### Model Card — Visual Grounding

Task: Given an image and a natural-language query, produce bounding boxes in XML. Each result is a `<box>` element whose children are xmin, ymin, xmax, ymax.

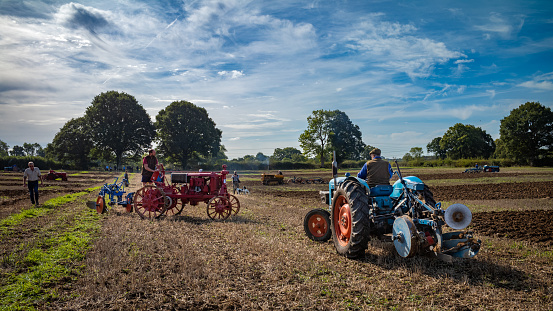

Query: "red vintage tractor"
<box><xmin>133</xmin><ymin>164</ymin><xmax>240</xmax><ymax>220</ymax></box>
<box><xmin>46</xmin><ymin>170</ymin><xmax>67</xmax><ymax>181</ymax></box>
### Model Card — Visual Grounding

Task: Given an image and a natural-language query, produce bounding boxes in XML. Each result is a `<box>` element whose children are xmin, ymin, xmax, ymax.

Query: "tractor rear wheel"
<box><xmin>134</xmin><ymin>185</ymin><xmax>165</xmax><ymax>219</ymax></box>
<box><xmin>330</xmin><ymin>180</ymin><xmax>371</xmax><ymax>258</ymax></box>
<box><xmin>304</xmin><ymin>208</ymin><xmax>331</xmax><ymax>242</ymax></box>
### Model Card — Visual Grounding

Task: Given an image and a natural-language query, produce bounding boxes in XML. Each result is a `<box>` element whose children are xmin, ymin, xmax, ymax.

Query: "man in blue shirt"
<box><xmin>357</xmin><ymin>148</ymin><xmax>393</xmax><ymax>187</ymax></box>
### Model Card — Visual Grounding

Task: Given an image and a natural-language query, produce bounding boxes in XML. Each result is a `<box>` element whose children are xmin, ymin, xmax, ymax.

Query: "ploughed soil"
<box><xmin>1</xmin><ymin>168</ymin><xmax>553</xmax><ymax>310</ymax></box>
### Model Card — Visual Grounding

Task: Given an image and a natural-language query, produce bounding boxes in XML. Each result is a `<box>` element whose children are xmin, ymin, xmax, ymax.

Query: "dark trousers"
<box><xmin>28</xmin><ymin>180</ymin><xmax>39</xmax><ymax>204</ymax></box>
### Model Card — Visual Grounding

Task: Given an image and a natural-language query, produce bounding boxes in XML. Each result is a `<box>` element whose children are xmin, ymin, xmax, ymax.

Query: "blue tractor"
<box><xmin>304</xmin><ymin>160</ymin><xmax>481</xmax><ymax>259</ymax></box>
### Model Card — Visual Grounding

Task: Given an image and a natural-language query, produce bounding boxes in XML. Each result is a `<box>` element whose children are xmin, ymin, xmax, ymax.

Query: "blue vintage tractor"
<box><xmin>304</xmin><ymin>160</ymin><xmax>481</xmax><ymax>259</ymax></box>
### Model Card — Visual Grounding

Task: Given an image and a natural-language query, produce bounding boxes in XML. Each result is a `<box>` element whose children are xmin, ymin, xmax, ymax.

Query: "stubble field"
<box><xmin>1</xmin><ymin>166</ymin><xmax>552</xmax><ymax>310</ymax></box>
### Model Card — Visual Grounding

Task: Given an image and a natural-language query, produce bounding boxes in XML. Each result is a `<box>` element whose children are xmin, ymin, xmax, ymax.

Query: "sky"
<box><xmin>1</xmin><ymin>0</ymin><xmax>552</xmax><ymax>160</ymax></box>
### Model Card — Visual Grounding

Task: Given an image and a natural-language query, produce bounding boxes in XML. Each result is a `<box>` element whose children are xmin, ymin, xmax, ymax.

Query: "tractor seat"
<box><xmin>369</xmin><ymin>185</ymin><xmax>393</xmax><ymax>197</ymax></box>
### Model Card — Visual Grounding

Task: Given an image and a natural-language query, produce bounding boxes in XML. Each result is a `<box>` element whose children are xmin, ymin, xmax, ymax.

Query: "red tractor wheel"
<box><xmin>227</xmin><ymin>194</ymin><xmax>240</xmax><ymax>215</ymax></box>
<box><xmin>206</xmin><ymin>196</ymin><xmax>231</xmax><ymax>221</ymax></box>
<box><xmin>134</xmin><ymin>185</ymin><xmax>165</xmax><ymax>219</ymax></box>
<box><xmin>330</xmin><ymin>182</ymin><xmax>371</xmax><ymax>258</ymax></box>
<box><xmin>304</xmin><ymin>208</ymin><xmax>331</xmax><ymax>241</ymax></box>
<box><xmin>96</xmin><ymin>196</ymin><xmax>106</xmax><ymax>214</ymax></box>
<box><xmin>162</xmin><ymin>187</ymin><xmax>181</xmax><ymax>216</ymax></box>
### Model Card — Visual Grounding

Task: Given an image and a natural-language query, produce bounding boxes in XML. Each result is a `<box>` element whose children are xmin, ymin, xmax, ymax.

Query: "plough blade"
<box><xmin>440</xmin><ymin>231</ymin><xmax>481</xmax><ymax>258</ymax></box>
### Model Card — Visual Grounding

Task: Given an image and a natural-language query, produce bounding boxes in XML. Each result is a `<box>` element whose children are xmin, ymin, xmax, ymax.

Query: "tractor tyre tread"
<box><xmin>331</xmin><ymin>180</ymin><xmax>371</xmax><ymax>258</ymax></box>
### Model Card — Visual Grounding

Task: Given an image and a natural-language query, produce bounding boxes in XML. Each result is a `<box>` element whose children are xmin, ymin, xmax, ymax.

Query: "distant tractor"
<box><xmin>304</xmin><ymin>157</ymin><xmax>481</xmax><ymax>260</ymax></box>
<box><xmin>463</xmin><ymin>165</ymin><xmax>500</xmax><ymax>173</ymax></box>
<box><xmin>261</xmin><ymin>173</ymin><xmax>285</xmax><ymax>185</ymax></box>
<box><xmin>46</xmin><ymin>170</ymin><xmax>68</xmax><ymax>181</ymax></box>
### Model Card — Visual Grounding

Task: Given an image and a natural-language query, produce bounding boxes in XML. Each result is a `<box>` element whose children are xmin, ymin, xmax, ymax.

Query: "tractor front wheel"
<box><xmin>227</xmin><ymin>194</ymin><xmax>240</xmax><ymax>216</ymax></box>
<box><xmin>206</xmin><ymin>196</ymin><xmax>231</xmax><ymax>221</ymax></box>
<box><xmin>330</xmin><ymin>181</ymin><xmax>371</xmax><ymax>258</ymax></box>
<box><xmin>304</xmin><ymin>208</ymin><xmax>331</xmax><ymax>242</ymax></box>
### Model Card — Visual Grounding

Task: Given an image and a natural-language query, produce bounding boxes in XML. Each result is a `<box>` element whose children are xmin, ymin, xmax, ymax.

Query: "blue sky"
<box><xmin>1</xmin><ymin>0</ymin><xmax>552</xmax><ymax>160</ymax></box>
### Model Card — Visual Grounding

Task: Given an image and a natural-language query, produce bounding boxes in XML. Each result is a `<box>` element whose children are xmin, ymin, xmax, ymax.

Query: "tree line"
<box><xmin>2</xmin><ymin>99</ymin><xmax>551</xmax><ymax>170</ymax></box>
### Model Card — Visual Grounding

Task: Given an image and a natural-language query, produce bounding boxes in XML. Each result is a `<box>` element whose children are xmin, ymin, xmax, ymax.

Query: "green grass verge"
<box><xmin>0</xmin><ymin>208</ymin><xmax>101</xmax><ymax>310</ymax></box>
<box><xmin>0</xmin><ymin>186</ymin><xmax>101</xmax><ymax>236</ymax></box>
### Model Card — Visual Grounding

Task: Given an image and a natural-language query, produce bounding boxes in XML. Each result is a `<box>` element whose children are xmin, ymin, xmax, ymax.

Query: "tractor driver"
<box><xmin>357</xmin><ymin>148</ymin><xmax>393</xmax><ymax>188</ymax></box>
<box><xmin>141</xmin><ymin>148</ymin><xmax>158</xmax><ymax>186</ymax></box>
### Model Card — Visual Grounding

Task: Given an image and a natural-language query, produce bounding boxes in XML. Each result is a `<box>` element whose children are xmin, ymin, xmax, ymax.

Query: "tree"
<box><xmin>328</xmin><ymin>110</ymin><xmax>365</xmax><ymax>162</ymax></box>
<box><xmin>10</xmin><ymin>145</ymin><xmax>24</xmax><ymax>156</ymax></box>
<box><xmin>272</xmin><ymin>147</ymin><xmax>302</xmax><ymax>161</ymax></box>
<box><xmin>299</xmin><ymin>109</ymin><xmax>365</xmax><ymax>167</ymax></box>
<box><xmin>84</xmin><ymin>91</ymin><xmax>156</xmax><ymax>167</ymax></box>
<box><xmin>427</xmin><ymin>137</ymin><xmax>446</xmax><ymax>159</ymax></box>
<box><xmin>256</xmin><ymin>152</ymin><xmax>268</xmax><ymax>163</ymax></box>
<box><xmin>360</xmin><ymin>145</ymin><xmax>377</xmax><ymax>160</ymax></box>
<box><xmin>0</xmin><ymin>140</ymin><xmax>8</xmax><ymax>156</ymax></box>
<box><xmin>498</xmin><ymin>102</ymin><xmax>553</xmax><ymax>165</ymax></box>
<box><xmin>439</xmin><ymin>123</ymin><xmax>495</xmax><ymax>159</ymax></box>
<box><xmin>299</xmin><ymin>110</ymin><xmax>333</xmax><ymax>167</ymax></box>
<box><xmin>409</xmin><ymin>147</ymin><xmax>423</xmax><ymax>159</ymax></box>
<box><xmin>22</xmin><ymin>142</ymin><xmax>42</xmax><ymax>156</ymax></box>
<box><xmin>155</xmin><ymin>100</ymin><xmax>222</xmax><ymax>169</ymax></box>
<box><xmin>49</xmin><ymin>117</ymin><xmax>93</xmax><ymax>169</ymax></box>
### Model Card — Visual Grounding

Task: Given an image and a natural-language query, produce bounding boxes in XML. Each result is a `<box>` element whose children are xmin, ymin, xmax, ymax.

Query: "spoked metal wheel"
<box><xmin>96</xmin><ymin>196</ymin><xmax>106</xmax><ymax>214</ymax></box>
<box><xmin>134</xmin><ymin>185</ymin><xmax>165</xmax><ymax>219</ymax></box>
<box><xmin>227</xmin><ymin>194</ymin><xmax>240</xmax><ymax>216</ymax></box>
<box><xmin>206</xmin><ymin>196</ymin><xmax>231</xmax><ymax>221</ymax></box>
<box><xmin>162</xmin><ymin>187</ymin><xmax>181</xmax><ymax>216</ymax></box>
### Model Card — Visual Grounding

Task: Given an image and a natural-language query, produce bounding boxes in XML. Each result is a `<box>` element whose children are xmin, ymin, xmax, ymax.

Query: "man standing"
<box><xmin>23</xmin><ymin>161</ymin><xmax>43</xmax><ymax>206</ymax></box>
<box><xmin>141</xmin><ymin>149</ymin><xmax>158</xmax><ymax>186</ymax></box>
<box><xmin>231</xmin><ymin>171</ymin><xmax>240</xmax><ymax>194</ymax></box>
<box><xmin>357</xmin><ymin>148</ymin><xmax>393</xmax><ymax>187</ymax></box>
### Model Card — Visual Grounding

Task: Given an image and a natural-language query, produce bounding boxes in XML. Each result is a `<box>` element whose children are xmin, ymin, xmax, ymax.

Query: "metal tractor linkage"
<box><xmin>133</xmin><ymin>164</ymin><xmax>240</xmax><ymax>221</ymax></box>
<box><xmin>93</xmin><ymin>177</ymin><xmax>134</xmax><ymax>214</ymax></box>
<box><xmin>304</xmin><ymin>158</ymin><xmax>481</xmax><ymax>260</ymax></box>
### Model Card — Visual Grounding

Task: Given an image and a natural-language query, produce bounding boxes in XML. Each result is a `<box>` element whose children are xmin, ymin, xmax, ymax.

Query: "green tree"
<box><xmin>49</xmin><ymin>117</ymin><xmax>92</xmax><ymax>169</ymax></box>
<box><xmin>84</xmin><ymin>91</ymin><xmax>155</xmax><ymax>167</ymax></box>
<box><xmin>10</xmin><ymin>145</ymin><xmax>24</xmax><ymax>156</ymax></box>
<box><xmin>0</xmin><ymin>140</ymin><xmax>8</xmax><ymax>156</ymax></box>
<box><xmin>360</xmin><ymin>145</ymin><xmax>377</xmax><ymax>160</ymax></box>
<box><xmin>409</xmin><ymin>147</ymin><xmax>423</xmax><ymax>159</ymax></box>
<box><xmin>440</xmin><ymin>123</ymin><xmax>495</xmax><ymax>159</ymax></box>
<box><xmin>402</xmin><ymin>153</ymin><xmax>413</xmax><ymax>162</ymax></box>
<box><xmin>22</xmin><ymin>142</ymin><xmax>42</xmax><ymax>156</ymax></box>
<box><xmin>155</xmin><ymin>100</ymin><xmax>222</xmax><ymax>169</ymax></box>
<box><xmin>498</xmin><ymin>102</ymin><xmax>553</xmax><ymax>165</ymax></box>
<box><xmin>427</xmin><ymin>137</ymin><xmax>446</xmax><ymax>159</ymax></box>
<box><xmin>328</xmin><ymin>110</ymin><xmax>365</xmax><ymax>162</ymax></box>
<box><xmin>299</xmin><ymin>110</ymin><xmax>333</xmax><ymax>167</ymax></box>
<box><xmin>272</xmin><ymin>147</ymin><xmax>302</xmax><ymax>160</ymax></box>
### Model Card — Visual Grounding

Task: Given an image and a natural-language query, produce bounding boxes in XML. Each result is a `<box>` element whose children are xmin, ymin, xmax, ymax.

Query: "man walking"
<box><xmin>23</xmin><ymin>161</ymin><xmax>43</xmax><ymax>206</ymax></box>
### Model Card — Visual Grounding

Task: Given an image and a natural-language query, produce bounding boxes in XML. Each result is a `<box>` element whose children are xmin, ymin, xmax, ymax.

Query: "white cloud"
<box><xmin>474</xmin><ymin>12</ymin><xmax>524</xmax><ymax>40</ymax></box>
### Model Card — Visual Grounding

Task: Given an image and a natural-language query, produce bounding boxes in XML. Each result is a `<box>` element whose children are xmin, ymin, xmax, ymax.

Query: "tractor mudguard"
<box><xmin>390</xmin><ymin>176</ymin><xmax>424</xmax><ymax>199</ymax></box>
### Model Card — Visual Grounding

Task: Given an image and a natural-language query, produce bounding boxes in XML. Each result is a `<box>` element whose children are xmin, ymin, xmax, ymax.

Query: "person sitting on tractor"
<box><xmin>141</xmin><ymin>148</ymin><xmax>158</xmax><ymax>186</ymax></box>
<box><xmin>357</xmin><ymin>148</ymin><xmax>393</xmax><ymax>188</ymax></box>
